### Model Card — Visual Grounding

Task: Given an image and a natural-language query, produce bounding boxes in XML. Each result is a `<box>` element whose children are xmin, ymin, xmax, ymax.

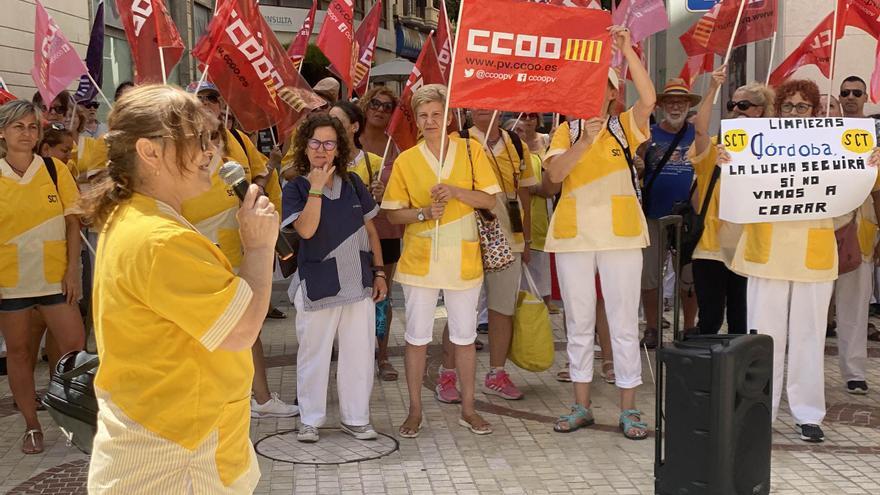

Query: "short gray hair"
<box><xmin>411</xmin><ymin>84</ymin><xmax>447</xmax><ymax>114</ymax></box>
<box><xmin>0</xmin><ymin>100</ymin><xmax>43</xmax><ymax>158</ymax></box>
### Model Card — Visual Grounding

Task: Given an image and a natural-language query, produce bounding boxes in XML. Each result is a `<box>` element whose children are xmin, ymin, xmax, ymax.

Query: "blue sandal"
<box><xmin>619</xmin><ymin>409</ymin><xmax>648</xmax><ymax>440</ymax></box>
<box><xmin>553</xmin><ymin>404</ymin><xmax>595</xmax><ymax>433</ymax></box>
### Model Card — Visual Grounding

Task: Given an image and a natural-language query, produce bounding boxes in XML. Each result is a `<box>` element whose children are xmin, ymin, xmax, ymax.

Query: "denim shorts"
<box><xmin>0</xmin><ymin>293</ymin><xmax>67</xmax><ymax>312</ymax></box>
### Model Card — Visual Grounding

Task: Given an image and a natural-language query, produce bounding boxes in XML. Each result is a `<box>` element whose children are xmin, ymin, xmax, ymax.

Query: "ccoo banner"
<box><xmin>719</xmin><ymin>117</ymin><xmax>878</xmax><ymax>223</ymax></box>
<box><xmin>449</xmin><ymin>0</ymin><xmax>612</xmax><ymax>118</ymax></box>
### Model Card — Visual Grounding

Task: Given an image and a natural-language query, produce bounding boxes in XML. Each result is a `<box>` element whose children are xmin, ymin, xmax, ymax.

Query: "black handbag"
<box><xmin>42</xmin><ymin>350</ymin><xmax>99</xmax><ymax>454</ymax></box>
<box><xmin>669</xmin><ymin>166</ymin><xmax>720</xmax><ymax>266</ymax></box>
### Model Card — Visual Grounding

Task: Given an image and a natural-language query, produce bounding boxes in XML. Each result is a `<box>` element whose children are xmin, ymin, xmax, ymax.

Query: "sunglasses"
<box><xmin>48</xmin><ymin>106</ymin><xmax>66</xmax><ymax>115</ymax></box>
<box><xmin>198</xmin><ymin>93</ymin><xmax>220</xmax><ymax>104</ymax></box>
<box><xmin>368</xmin><ymin>99</ymin><xmax>395</xmax><ymax>112</ymax></box>
<box><xmin>84</xmin><ymin>102</ymin><xmax>99</xmax><ymax>109</ymax></box>
<box><xmin>307</xmin><ymin>138</ymin><xmax>338</xmax><ymax>151</ymax></box>
<box><xmin>726</xmin><ymin>100</ymin><xmax>760</xmax><ymax>112</ymax></box>
<box><xmin>840</xmin><ymin>89</ymin><xmax>864</xmax><ymax>98</ymax></box>
<box><xmin>780</xmin><ymin>102</ymin><xmax>813</xmax><ymax>114</ymax></box>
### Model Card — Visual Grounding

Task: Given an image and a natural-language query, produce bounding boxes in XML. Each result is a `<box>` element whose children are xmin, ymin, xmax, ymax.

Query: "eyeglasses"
<box><xmin>727</xmin><ymin>100</ymin><xmax>760</xmax><ymax>112</ymax></box>
<box><xmin>306</xmin><ymin>138</ymin><xmax>338</xmax><ymax>151</ymax></box>
<box><xmin>198</xmin><ymin>93</ymin><xmax>220</xmax><ymax>104</ymax></box>
<box><xmin>48</xmin><ymin>106</ymin><xmax>66</xmax><ymax>115</ymax></box>
<box><xmin>368</xmin><ymin>99</ymin><xmax>395</xmax><ymax>112</ymax></box>
<box><xmin>840</xmin><ymin>89</ymin><xmax>864</xmax><ymax>98</ymax></box>
<box><xmin>780</xmin><ymin>102</ymin><xmax>814</xmax><ymax>114</ymax></box>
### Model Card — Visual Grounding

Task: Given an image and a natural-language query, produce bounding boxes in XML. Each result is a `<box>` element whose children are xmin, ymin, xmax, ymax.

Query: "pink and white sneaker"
<box><xmin>483</xmin><ymin>369</ymin><xmax>524</xmax><ymax>400</ymax></box>
<box><xmin>435</xmin><ymin>370</ymin><xmax>462</xmax><ymax>404</ymax></box>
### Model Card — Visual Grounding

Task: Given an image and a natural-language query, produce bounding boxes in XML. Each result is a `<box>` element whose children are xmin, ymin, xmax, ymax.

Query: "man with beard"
<box><xmin>638</xmin><ymin>79</ymin><xmax>701</xmax><ymax>348</ymax></box>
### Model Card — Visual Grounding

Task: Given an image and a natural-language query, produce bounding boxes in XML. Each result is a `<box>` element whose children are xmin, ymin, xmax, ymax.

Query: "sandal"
<box><xmin>266</xmin><ymin>307</ymin><xmax>287</xmax><ymax>319</ymax></box>
<box><xmin>619</xmin><ymin>409</ymin><xmax>648</xmax><ymax>440</ymax></box>
<box><xmin>475</xmin><ymin>339</ymin><xmax>484</xmax><ymax>351</ymax></box>
<box><xmin>553</xmin><ymin>404</ymin><xmax>594</xmax><ymax>433</ymax></box>
<box><xmin>377</xmin><ymin>360</ymin><xmax>399</xmax><ymax>381</ymax></box>
<box><xmin>398</xmin><ymin>414</ymin><xmax>423</xmax><ymax>438</ymax></box>
<box><xmin>556</xmin><ymin>362</ymin><xmax>572</xmax><ymax>383</ymax></box>
<box><xmin>868</xmin><ymin>323</ymin><xmax>880</xmax><ymax>342</ymax></box>
<box><xmin>22</xmin><ymin>429</ymin><xmax>43</xmax><ymax>454</ymax></box>
<box><xmin>600</xmin><ymin>361</ymin><xmax>616</xmax><ymax>384</ymax></box>
<box><xmin>458</xmin><ymin>413</ymin><xmax>492</xmax><ymax>435</ymax></box>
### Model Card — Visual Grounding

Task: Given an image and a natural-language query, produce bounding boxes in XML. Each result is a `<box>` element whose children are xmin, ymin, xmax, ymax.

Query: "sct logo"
<box><xmin>466</xmin><ymin>29</ymin><xmax>603</xmax><ymax>64</ymax></box>
<box><xmin>842</xmin><ymin>129</ymin><xmax>874</xmax><ymax>153</ymax></box>
<box><xmin>723</xmin><ymin>129</ymin><xmax>749</xmax><ymax>152</ymax></box>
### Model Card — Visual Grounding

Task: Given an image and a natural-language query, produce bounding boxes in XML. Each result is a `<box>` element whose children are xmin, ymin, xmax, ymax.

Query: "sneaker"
<box><xmin>483</xmin><ymin>369</ymin><xmax>524</xmax><ymax>400</ymax></box>
<box><xmin>797</xmin><ymin>424</ymin><xmax>825</xmax><ymax>443</ymax></box>
<box><xmin>435</xmin><ymin>370</ymin><xmax>462</xmax><ymax>404</ymax></box>
<box><xmin>847</xmin><ymin>380</ymin><xmax>869</xmax><ymax>395</ymax></box>
<box><xmin>297</xmin><ymin>424</ymin><xmax>319</xmax><ymax>443</ymax></box>
<box><xmin>476</xmin><ymin>323</ymin><xmax>489</xmax><ymax>334</ymax></box>
<box><xmin>251</xmin><ymin>392</ymin><xmax>299</xmax><ymax>418</ymax></box>
<box><xmin>341</xmin><ymin>423</ymin><xmax>378</xmax><ymax>440</ymax></box>
<box><xmin>640</xmin><ymin>328</ymin><xmax>658</xmax><ymax>349</ymax></box>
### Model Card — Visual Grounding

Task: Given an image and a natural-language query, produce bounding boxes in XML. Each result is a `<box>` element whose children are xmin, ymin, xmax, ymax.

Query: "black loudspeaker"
<box><xmin>655</xmin><ymin>334</ymin><xmax>774</xmax><ymax>495</ymax></box>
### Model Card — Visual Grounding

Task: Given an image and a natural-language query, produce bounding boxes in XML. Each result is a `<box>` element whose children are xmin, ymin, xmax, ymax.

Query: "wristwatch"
<box><xmin>416</xmin><ymin>208</ymin><xmax>426</xmax><ymax>222</ymax></box>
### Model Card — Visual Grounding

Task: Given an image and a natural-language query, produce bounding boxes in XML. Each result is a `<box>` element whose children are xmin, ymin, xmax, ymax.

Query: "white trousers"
<box><xmin>557</xmin><ymin>249</ymin><xmax>643</xmax><ymax>389</ymax></box>
<box><xmin>521</xmin><ymin>249</ymin><xmax>552</xmax><ymax>298</ymax></box>
<box><xmin>402</xmin><ymin>284</ymin><xmax>481</xmax><ymax>345</ymax></box>
<box><xmin>747</xmin><ymin>276</ymin><xmax>833</xmax><ymax>425</ymax></box>
<box><xmin>294</xmin><ymin>294</ymin><xmax>375</xmax><ymax>427</ymax></box>
<box><xmin>834</xmin><ymin>261</ymin><xmax>872</xmax><ymax>382</ymax></box>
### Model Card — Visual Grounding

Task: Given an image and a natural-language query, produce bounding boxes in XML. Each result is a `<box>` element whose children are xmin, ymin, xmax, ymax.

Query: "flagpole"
<box><xmin>765</xmin><ymin>30</ymin><xmax>778</xmax><ymax>86</ymax></box>
<box><xmin>159</xmin><ymin>47</ymin><xmax>168</xmax><ymax>85</ymax></box>
<box><xmin>379</xmin><ymin>136</ymin><xmax>393</xmax><ymax>179</ymax></box>
<box><xmin>511</xmin><ymin>112</ymin><xmax>524</xmax><ymax>131</ymax></box>
<box><xmin>479</xmin><ymin>111</ymin><xmax>499</xmax><ymax>152</ymax></box>
<box><xmin>714</xmin><ymin>0</ymin><xmax>749</xmax><ymax>105</ymax></box>
<box><xmin>433</xmin><ymin>0</ymin><xmax>467</xmax><ymax>260</ymax></box>
<box><xmin>827</xmin><ymin>0</ymin><xmax>840</xmax><ymax>114</ymax></box>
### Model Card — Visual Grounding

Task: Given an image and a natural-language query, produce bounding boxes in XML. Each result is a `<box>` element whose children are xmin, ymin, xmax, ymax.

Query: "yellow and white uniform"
<box><xmin>88</xmin><ymin>193</ymin><xmax>259</xmax><ymax>494</ymax></box>
<box><xmin>690</xmin><ymin>141</ymin><xmax>743</xmax><ymax>266</ymax></box>
<box><xmin>182</xmin><ymin>128</ymin><xmax>269</xmax><ymax>269</ymax></box>
<box><xmin>381</xmin><ymin>135</ymin><xmax>501</xmax><ymax>345</ymax></box>
<box><xmin>349</xmin><ymin>149</ymin><xmax>383</xmax><ymax>185</ymax></box>
<box><xmin>0</xmin><ymin>156</ymin><xmax>80</xmax><ymax>299</ymax></box>
<box><xmin>68</xmin><ymin>135</ymin><xmax>109</xmax><ymax>183</ymax></box>
<box><xmin>543</xmin><ymin>110</ymin><xmax>650</xmax><ymax>388</ymax></box>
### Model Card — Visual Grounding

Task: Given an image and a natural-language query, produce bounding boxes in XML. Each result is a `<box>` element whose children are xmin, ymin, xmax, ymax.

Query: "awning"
<box><xmin>395</xmin><ymin>24</ymin><xmax>425</xmax><ymax>61</ymax></box>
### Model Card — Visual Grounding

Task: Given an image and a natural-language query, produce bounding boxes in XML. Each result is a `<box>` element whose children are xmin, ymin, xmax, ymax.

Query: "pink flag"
<box><xmin>612</xmin><ymin>0</ymin><xmax>669</xmax><ymax>45</ymax></box>
<box><xmin>870</xmin><ymin>45</ymin><xmax>880</xmax><ymax>103</ymax></box>
<box><xmin>31</xmin><ymin>0</ymin><xmax>88</xmax><ymax>107</ymax></box>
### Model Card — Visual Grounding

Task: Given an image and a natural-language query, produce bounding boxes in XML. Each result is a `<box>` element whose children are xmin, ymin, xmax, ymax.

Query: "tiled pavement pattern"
<box><xmin>2</xmin><ymin>282</ymin><xmax>880</xmax><ymax>494</ymax></box>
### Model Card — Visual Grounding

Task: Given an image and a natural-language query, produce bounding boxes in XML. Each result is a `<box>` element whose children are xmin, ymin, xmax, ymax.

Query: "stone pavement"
<box><xmin>2</xmin><ymin>282</ymin><xmax>880</xmax><ymax>494</ymax></box>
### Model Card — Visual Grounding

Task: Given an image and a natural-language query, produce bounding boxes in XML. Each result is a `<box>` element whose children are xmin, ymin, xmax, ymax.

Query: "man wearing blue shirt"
<box><xmin>639</xmin><ymin>80</ymin><xmax>701</xmax><ymax>348</ymax></box>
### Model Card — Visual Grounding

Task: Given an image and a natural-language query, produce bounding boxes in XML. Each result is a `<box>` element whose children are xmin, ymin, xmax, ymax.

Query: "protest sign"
<box><xmin>719</xmin><ymin>117</ymin><xmax>878</xmax><ymax>223</ymax></box>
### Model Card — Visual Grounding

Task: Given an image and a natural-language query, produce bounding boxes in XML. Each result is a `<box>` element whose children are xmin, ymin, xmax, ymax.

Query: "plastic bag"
<box><xmin>510</xmin><ymin>268</ymin><xmax>554</xmax><ymax>372</ymax></box>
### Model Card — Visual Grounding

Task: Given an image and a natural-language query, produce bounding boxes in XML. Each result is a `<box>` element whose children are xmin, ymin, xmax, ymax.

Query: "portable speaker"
<box><xmin>655</xmin><ymin>334</ymin><xmax>774</xmax><ymax>495</ymax></box>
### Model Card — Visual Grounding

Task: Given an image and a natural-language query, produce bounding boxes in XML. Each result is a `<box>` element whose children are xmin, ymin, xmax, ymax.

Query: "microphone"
<box><xmin>220</xmin><ymin>161</ymin><xmax>295</xmax><ymax>261</ymax></box>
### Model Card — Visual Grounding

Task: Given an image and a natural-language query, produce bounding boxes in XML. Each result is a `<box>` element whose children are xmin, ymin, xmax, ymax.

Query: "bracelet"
<box><xmin>375</xmin><ymin>273</ymin><xmax>387</xmax><ymax>279</ymax></box>
<box><xmin>308</xmin><ymin>189</ymin><xmax>322</xmax><ymax>197</ymax></box>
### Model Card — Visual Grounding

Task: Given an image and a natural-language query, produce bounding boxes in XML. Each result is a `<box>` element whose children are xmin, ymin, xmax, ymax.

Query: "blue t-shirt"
<box><xmin>642</xmin><ymin>123</ymin><xmax>696</xmax><ymax>219</ymax></box>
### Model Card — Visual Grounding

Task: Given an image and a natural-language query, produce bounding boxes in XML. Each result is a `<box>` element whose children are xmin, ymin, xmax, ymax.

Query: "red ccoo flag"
<box><xmin>386</xmin><ymin>35</ymin><xmax>445</xmax><ymax>151</ymax></box>
<box><xmin>115</xmin><ymin>0</ymin><xmax>184</xmax><ymax>84</ymax></box>
<box><xmin>768</xmin><ymin>12</ymin><xmax>834</xmax><ymax>86</ymax></box>
<box><xmin>317</xmin><ymin>0</ymin><xmax>356</xmax><ymax>96</ymax></box>
<box><xmin>679</xmin><ymin>52</ymin><xmax>715</xmax><ymax>88</ymax></box>
<box><xmin>31</xmin><ymin>0</ymin><xmax>89</xmax><ymax>107</ymax></box>
<box><xmin>435</xmin><ymin>0</ymin><xmax>454</xmax><ymax>82</ymax></box>
<box><xmin>287</xmin><ymin>0</ymin><xmax>318</xmax><ymax>71</ymax></box>
<box><xmin>351</xmin><ymin>0</ymin><xmax>383</xmax><ymax>96</ymax></box>
<box><xmin>192</xmin><ymin>0</ymin><xmax>324</xmax><ymax>136</ymax></box>
<box><xmin>681</xmin><ymin>0</ymin><xmax>777</xmax><ymax>58</ymax></box>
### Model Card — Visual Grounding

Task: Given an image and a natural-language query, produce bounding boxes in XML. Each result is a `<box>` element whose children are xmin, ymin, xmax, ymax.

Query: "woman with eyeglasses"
<box><xmin>381</xmin><ymin>84</ymin><xmax>500</xmax><ymax>438</ymax></box>
<box><xmin>359</xmin><ymin>87</ymin><xmax>407</xmax><ymax>381</ymax></box>
<box><xmin>775</xmin><ymin>79</ymin><xmax>820</xmax><ymax>118</ymax></box>
<box><xmin>84</xmin><ymin>85</ymin><xmax>274</xmax><ymax>493</ymax></box>
<box><xmin>181</xmin><ymin>81</ymin><xmax>297</xmax><ymax>420</ymax></box>
<box><xmin>0</xmin><ymin>100</ymin><xmax>85</xmax><ymax>454</ymax></box>
<box><xmin>282</xmin><ymin>113</ymin><xmax>386</xmax><ymax>443</ymax></box>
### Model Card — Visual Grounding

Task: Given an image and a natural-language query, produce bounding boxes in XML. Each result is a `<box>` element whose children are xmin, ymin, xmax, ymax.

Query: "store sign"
<box><xmin>687</xmin><ymin>0</ymin><xmax>719</xmax><ymax>12</ymax></box>
<box><xmin>259</xmin><ymin>6</ymin><xmax>325</xmax><ymax>33</ymax></box>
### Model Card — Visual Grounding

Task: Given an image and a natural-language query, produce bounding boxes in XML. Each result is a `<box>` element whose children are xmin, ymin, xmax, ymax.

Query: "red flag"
<box><xmin>679</xmin><ymin>52</ymin><xmax>714</xmax><ymax>88</ymax></box>
<box><xmin>768</xmin><ymin>12</ymin><xmax>834</xmax><ymax>86</ymax></box>
<box><xmin>435</xmin><ymin>0</ymin><xmax>454</xmax><ymax>82</ymax></box>
<box><xmin>287</xmin><ymin>0</ymin><xmax>317</xmax><ymax>71</ymax></box>
<box><xmin>351</xmin><ymin>0</ymin><xmax>383</xmax><ymax>96</ymax></box>
<box><xmin>681</xmin><ymin>0</ymin><xmax>778</xmax><ymax>58</ymax></box>
<box><xmin>386</xmin><ymin>35</ymin><xmax>445</xmax><ymax>151</ymax></box>
<box><xmin>31</xmin><ymin>0</ymin><xmax>89</xmax><ymax>107</ymax></box>
<box><xmin>115</xmin><ymin>0</ymin><xmax>184</xmax><ymax>84</ymax></box>
<box><xmin>450</xmin><ymin>0</ymin><xmax>612</xmax><ymax>119</ymax></box>
<box><xmin>528</xmin><ymin>0</ymin><xmax>601</xmax><ymax>7</ymax></box>
<box><xmin>317</xmin><ymin>0</ymin><xmax>356</xmax><ymax>96</ymax></box>
<box><xmin>192</xmin><ymin>0</ymin><xmax>324</xmax><ymax>136</ymax></box>
<box><xmin>872</xmin><ymin>44</ymin><xmax>880</xmax><ymax>103</ymax></box>
<box><xmin>838</xmin><ymin>0</ymin><xmax>880</xmax><ymax>39</ymax></box>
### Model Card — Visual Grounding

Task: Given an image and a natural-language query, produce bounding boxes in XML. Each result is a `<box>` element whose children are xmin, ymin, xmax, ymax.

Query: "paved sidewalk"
<box><xmin>2</xmin><ymin>283</ymin><xmax>880</xmax><ymax>494</ymax></box>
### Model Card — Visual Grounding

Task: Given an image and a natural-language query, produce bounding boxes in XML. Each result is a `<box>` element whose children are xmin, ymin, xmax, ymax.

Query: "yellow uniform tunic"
<box><xmin>0</xmin><ymin>156</ymin><xmax>80</xmax><ymax>299</ymax></box>
<box><xmin>349</xmin><ymin>150</ymin><xmax>384</xmax><ymax>184</ymax></box>
<box><xmin>182</xmin><ymin>128</ymin><xmax>269</xmax><ymax>268</ymax></box>
<box><xmin>68</xmin><ymin>135</ymin><xmax>109</xmax><ymax>182</ymax></box>
<box><xmin>466</xmin><ymin>128</ymin><xmax>538</xmax><ymax>253</ymax></box>
<box><xmin>89</xmin><ymin>193</ymin><xmax>258</xmax><ymax>492</ymax></box>
<box><xmin>543</xmin><ymin>109</ymin><xmax>650</xmax><ymax>253</ymax></box>
<box><xmin>382</xmin><ymin>135</ymin><xmax>502</xmax><ymax>290</ymax></box>
<box><xmin>689</xmin><ymin>141</ymin><xmax>743</xmax><ymax>267</ymax></box>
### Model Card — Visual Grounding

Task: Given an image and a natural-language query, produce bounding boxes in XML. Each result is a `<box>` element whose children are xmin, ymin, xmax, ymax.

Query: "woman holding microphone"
<box><xmin>85</xmin><ymin>85</ymin><xmax>276</xmax><ymax>493</ymax></box>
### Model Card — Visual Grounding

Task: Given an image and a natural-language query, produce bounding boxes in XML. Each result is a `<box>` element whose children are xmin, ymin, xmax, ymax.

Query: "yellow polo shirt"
<box><xmin>182</xmin><ymin>128</ymin><xmax>269</xmax><ymax>268</ymax></box>
<box><xmin>689</xmin><ymin>140</ymin><xmax>743</xmax><ymax>267</ymax></box>
<box><xmin>0</xmin><ymin>156</ymin><xmax>80</xmax><ymax>299</ymax></box>
<box><xmin>93</xmin><ymin>192</ymin><xmax>255</xmax><ymax>485</ymax></box>
<box><xmin>467</xmin><ymin>128</ymin><xmax>538</xmax><ymax>253</ymax></box>
<box><xmin>350</xmin><ymin>150</ymin><xmax>384</xmax><ymax>184</ymax></box>
<box><xmin>381</xmin><ymin>135</ymin><xmax>502</xmax><ymax>290</ymax></box>
<box><xmin>68</xmin><ymin>135</ymin><xmax>109</xmax><ymax>182</ymax></box>
<box><xmin>543</xmin><ymin>109</ymin><xmax>650</xmax><ymax>253</ymax></box>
